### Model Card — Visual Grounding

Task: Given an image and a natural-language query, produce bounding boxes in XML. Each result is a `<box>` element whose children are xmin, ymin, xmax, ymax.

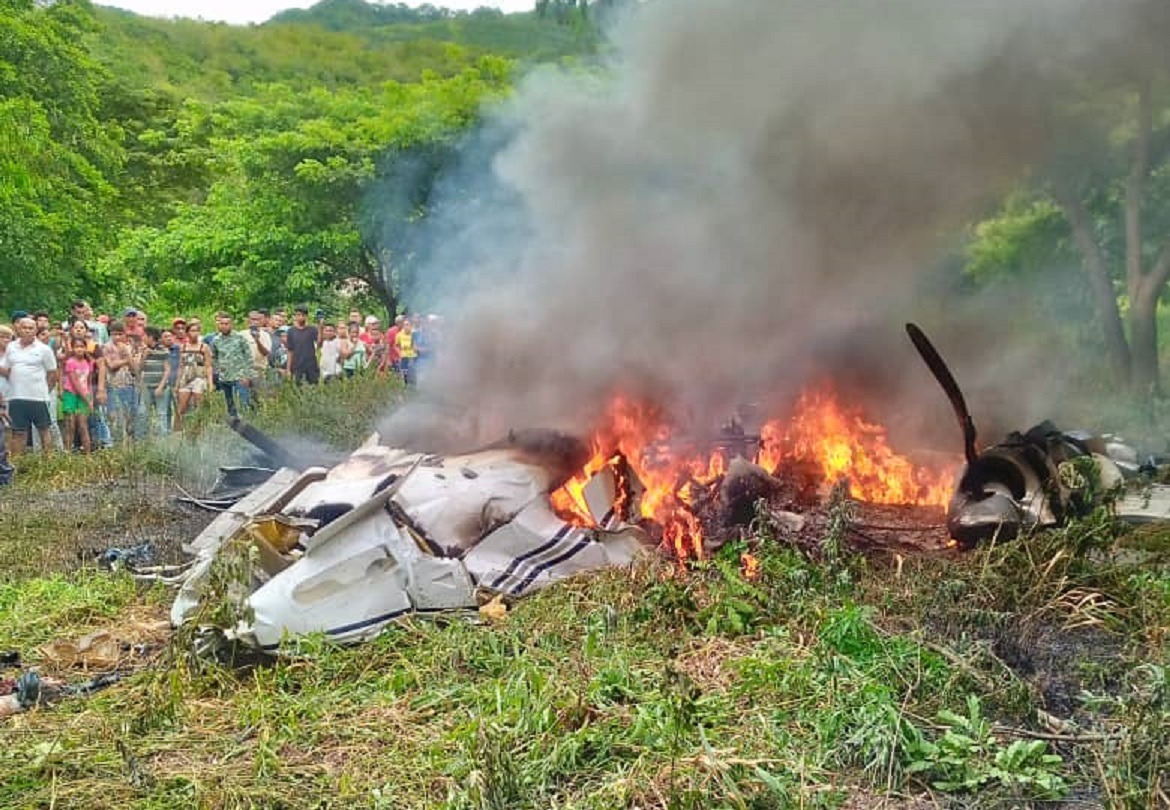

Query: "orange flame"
<box><xmin>758</xmin><ymin>387</ymin><xmax>953</xmax><ymax>507</ymax></box>
<box><xmin>740</xmin><ymin>552</ymin><xmax>761</xmax><ymax>581</ymax></box>
<box><xmin>549</xmin><ymin>386</ymin><xmax>955</xmax><ymax>560</ymax></box>
<box><xmin>548</xmin><ymin>444</ymin><xmax>617</xmax><ymax>526</ymax></box>
<box><xmin>548</xmin><ymin>397</ymin><xmax>718</xmax><ymax>559</ymax></box>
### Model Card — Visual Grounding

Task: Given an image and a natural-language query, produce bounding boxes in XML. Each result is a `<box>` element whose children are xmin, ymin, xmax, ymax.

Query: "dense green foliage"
<box><xmin>0</xmin><ymin>0</ymin><xmax>597</xmax><ymax>316</ymax></box>
<box><xmin>98</xmin><ymin>61</ymin><xmax>511</xmax><ymax>312</ymax></box>
<box><xmin>964</xmin><ymin>82</ymin><xmax>1170</xmax><ymax>394</ymax></box>
<box><xmin>0</xmin><ymin>0</ymin><xmax>122</xmax><ymax>306</ymax></box>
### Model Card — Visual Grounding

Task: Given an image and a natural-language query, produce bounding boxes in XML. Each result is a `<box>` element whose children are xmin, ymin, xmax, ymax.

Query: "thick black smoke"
<box><xmin>378</xmin><ymin>0</ymin><xmax>1170</xmax><ymax>451</ymax></box>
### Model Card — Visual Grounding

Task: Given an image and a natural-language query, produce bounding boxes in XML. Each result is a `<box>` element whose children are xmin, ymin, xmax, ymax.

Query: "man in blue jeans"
<box><xmin>136</xmin><ymin>326</ymin><xmax>173</xmax><ymax>437</ymax></box>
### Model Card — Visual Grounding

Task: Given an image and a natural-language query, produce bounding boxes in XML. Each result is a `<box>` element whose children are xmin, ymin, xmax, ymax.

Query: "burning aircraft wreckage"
<box><xmin>171</xmin><ymin>325</ymin><xmax>1169</xmax><ymax>651</ymax></box>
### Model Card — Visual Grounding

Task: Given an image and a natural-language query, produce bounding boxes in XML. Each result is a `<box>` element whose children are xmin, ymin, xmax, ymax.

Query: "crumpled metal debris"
<box><xmin>947</xmin><ymin>421</ymin><xmax>1129</xmax><ymax>546</ymax></box>
<box><xmin>172</xmin><ymin>429</ymin><xmax>649</xmax><ymax>651</ymax></box>
<box><xmin>97</xmin><ymin>543</ymin><xmax>154</xmax><ymax>569</ymax></box>
<box><xmin>906</xmin><ymin>322</ymin><xmax>1162</xmax><ymax>547</ymax></box>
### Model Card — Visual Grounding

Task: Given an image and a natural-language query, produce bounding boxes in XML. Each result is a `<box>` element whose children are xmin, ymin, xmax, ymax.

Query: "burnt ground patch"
<box><xmin>0</xmin><ymin>474</ymin><xmax>215</xmax><ymax>579</ymax></box>
<box><xmin>990</xmin><ymin>619</ymin><xmax>1126</xmax><ymax>717</ymax></box>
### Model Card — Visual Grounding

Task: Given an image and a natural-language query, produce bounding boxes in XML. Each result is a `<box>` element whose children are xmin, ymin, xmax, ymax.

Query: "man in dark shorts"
<box><xmin>285</xmin><ymin>306</ymin><xmax>320</xmax><ymax>385</ymax></box>
<box><xmin>0</xmin><ymin>317</ymin><xmax>58</xmax><ymax>456</ymax></box>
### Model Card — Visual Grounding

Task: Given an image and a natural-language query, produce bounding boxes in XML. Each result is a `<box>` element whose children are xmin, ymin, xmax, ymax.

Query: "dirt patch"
<box><xmin>675</xmin><ymin>636</ymin><xmax>747</xmax><ymax>693</ymax></box>
<box><xmin>0</xmin><ymin>475</ymin><xmax>216</xmax><ymax>578</ymax></box>
<box><xmin>837</xmin><ymin>790</ymin><xmax>937</xmax><ymax>810</ymax></box>
<box><xmin>848</xmin><ymin>502</ymin><xmax>953</xmax><ymax>554</ymax></box>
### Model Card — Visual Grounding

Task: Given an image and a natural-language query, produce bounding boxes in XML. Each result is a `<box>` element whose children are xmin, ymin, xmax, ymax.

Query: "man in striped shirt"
<box><xmin>137</xmin><ymin>327</ymin><xmax>173</xmax><ymax>436</ymax></box>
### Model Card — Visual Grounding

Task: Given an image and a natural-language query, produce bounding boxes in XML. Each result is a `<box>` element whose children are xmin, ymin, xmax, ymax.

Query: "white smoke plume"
<box><xmin>379</xmin><ymin>0</ymin><xmax>1170</xmax><ymax>451</ymax></box>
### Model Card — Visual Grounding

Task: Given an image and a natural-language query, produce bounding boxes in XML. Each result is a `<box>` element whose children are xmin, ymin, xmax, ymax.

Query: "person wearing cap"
<box><xmin>123</xmin><ymin>308</ymin><xmax>145</xmax><ymax>340</ymax></box>
<box><xmin>285</xmin><ymin>306</ymin><xmax>320</xmax><ymax>384</ymax></box>
<box><xmin>359</xmin><ymin>314</ymin><xmax>380</xmax><ymax>347</ymax></box>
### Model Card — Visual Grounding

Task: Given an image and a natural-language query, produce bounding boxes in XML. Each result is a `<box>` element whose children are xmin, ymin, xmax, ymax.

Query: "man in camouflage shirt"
<box><xmin>211</xmin><ymin>312</ymin><xmax>255</xmax><ymax>418</ymax></box>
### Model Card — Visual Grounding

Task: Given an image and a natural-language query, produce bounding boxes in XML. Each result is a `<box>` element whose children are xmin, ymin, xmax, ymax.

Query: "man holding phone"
<box><xmin>242</xmin><ymin>310</ymin><xmax>272</xmax><ymax>392</ymax></box>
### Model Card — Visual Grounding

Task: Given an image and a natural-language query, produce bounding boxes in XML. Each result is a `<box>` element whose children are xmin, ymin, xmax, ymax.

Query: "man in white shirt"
<box><xmin>319</xmin><ymin>323</ymin><xmax>342</xmax><ymax>382</ymax></box>
<box><xmin>242</xmin><ymin>310</ymin><xmax>273</xmax><ymax>389</ymax></box>
<box><xmin>0</xmin><ymin>317</ymin><xmax>58</xmax><ymax>456</ymax></box>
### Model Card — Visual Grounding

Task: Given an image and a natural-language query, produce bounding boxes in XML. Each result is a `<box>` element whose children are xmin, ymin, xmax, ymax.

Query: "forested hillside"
<box><xmin>1</xmin><ymin>0</ymin><xmax>596</xmax><ymax>316</ymax></box>
<box><xmin>94</xmin><ymin>0</ymin><xmax>594</xmax><ymax>97</ymax></box>
<box><xmin>6</xmin><ymin>0</ymin><xmax>1170</xmax><ymax>394</ymax></box>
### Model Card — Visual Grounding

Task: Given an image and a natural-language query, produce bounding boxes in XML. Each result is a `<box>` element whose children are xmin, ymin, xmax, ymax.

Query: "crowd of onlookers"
<box><xmin>0</xmin><ymin>300</ymin><xmax>438</xmax><ymax>485</ymax></box>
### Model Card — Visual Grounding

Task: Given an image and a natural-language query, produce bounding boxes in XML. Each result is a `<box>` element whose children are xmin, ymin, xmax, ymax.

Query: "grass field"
<box><xmin>0</xmin><ymin>376</ymin><xmax>1166</xmax><ymax>809</ymax></box>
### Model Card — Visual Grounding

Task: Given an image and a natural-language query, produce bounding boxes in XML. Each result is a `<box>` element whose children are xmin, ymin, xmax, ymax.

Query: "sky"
<box><xmin>98</xmin><ymin>0</ymin><xmax>532</xmax><ymax>25</ymax></box>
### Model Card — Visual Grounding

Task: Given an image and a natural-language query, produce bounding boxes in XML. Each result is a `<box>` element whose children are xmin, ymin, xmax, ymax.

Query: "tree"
<box><xmin>0</xmin><ymin>0</ymin><xmax>122</xmax><ymax>309</ymax></box>
<box><xmin>101</xmin><ymin>60</ymin><xmax>512</xmax><ymax>314</ymax></box>
<box><xmin>962</xmin><ymin>3</ymin><xmax>1170</xmax><ymax>397</ymax></box>
<box><xmin>1050</xmin><ymin>81</ymin><xmax>1170</xmax><ymax>395</ymax></box>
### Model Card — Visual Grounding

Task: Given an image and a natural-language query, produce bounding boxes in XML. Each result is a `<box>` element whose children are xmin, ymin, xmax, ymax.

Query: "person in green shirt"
<box><xmin>210</xmin><ymin>312</ymin><xmax>255</xmax><ymax>418</ymax></box>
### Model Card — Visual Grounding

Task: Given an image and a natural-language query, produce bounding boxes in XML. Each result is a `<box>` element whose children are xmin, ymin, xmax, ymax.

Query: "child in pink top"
<box><xmin>61</xmin><ymin>338</ymin><xmax>94</xmax><ymax>453</ymax></box>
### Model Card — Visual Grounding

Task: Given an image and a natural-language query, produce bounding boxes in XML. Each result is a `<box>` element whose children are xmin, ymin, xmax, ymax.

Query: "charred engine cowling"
<box><xmin>947</xmin><ymin>421</ymin><xmax>1124</xmax><ymax>548</ymax></box>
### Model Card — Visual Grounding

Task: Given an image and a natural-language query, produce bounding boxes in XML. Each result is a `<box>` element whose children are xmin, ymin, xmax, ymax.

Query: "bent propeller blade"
<box><xmin>905</xmin><ymin>323</ymin><xmax>978</xmax><ymax>464</ymax></box>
